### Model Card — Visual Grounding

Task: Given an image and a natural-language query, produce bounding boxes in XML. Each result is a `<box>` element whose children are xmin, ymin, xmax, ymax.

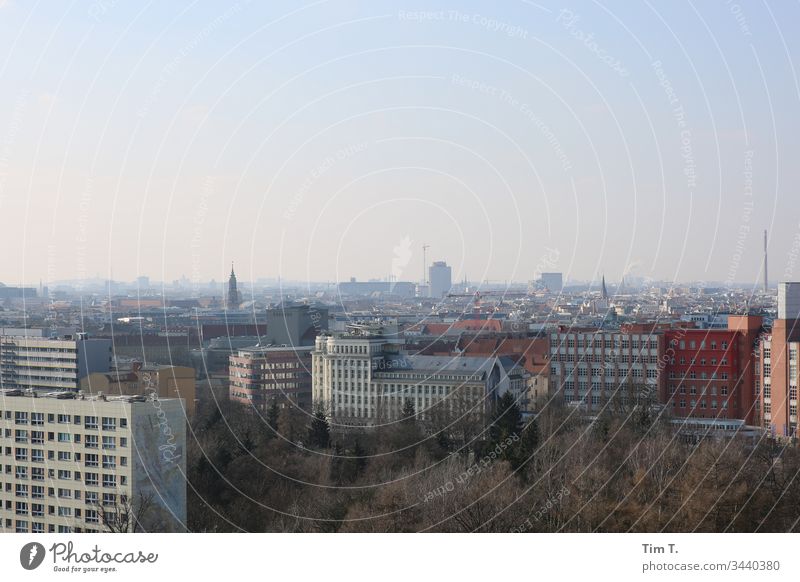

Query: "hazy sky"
<box><xmin>1</xmin><ymin>0</ymin><xmax>799</xmax><ymax>288</ymax></box>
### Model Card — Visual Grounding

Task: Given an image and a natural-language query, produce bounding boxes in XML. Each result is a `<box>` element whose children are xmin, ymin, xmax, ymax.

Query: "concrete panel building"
<box><xmin>0</xmin><ymin>333</ymin><xmax>111</xmax><ymax>393</ymax></box>
<box><xmin>0</xmin><ymin>390</ymin><xmax>186</xmax><ymax>533</ymax></box>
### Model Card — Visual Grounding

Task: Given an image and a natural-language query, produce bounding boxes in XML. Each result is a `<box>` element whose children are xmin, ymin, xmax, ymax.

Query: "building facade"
<box><xmin>0</xmin><ymin>334</ymin><xmax>111</xmax><ymax>393</ymax></box>
<box><xmin>312</xmin><ymin>328</ymin><xmax>526</xmax><ymax>426</ymax></box>
<box><xmin>0</xmin><ymin>390</ymin><xmax>186</xmax><ymax>533</ymax></box>
<box><xmin>549</xmin><ymin>326</ymin><xmax>665</xmax><ymax>411</ymax></box>
<box><xmin>229</xmin><ymin>346</ymin><xmax>313</xmax><ymax>411</ymax></box>
<box><xmin>429</xmin><ymin>261</ymin><xmax>452</xmax><ymax>299</ymax></box>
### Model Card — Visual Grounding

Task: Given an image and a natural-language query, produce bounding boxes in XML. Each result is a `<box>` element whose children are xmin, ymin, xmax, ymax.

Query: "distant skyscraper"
<box><xmin>428</xmin><ymin>261</ymin><xmax>452</xmax><ymax>298</ymax></box>
<box><xmin>540</xmin><ymin>272</ymin><xmax>563</xmax><ymax>293</ymax></box>
<box><xmin>227</xmin><ymin>263</ymin><xmax>239</xmax><ymax>310</ymax></box>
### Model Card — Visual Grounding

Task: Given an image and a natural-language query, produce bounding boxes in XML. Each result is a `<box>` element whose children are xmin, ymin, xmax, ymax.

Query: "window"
<box><xmin>102</xmin><ymin>474</ymin><xmax>116</xmax><ymax>488</ymax></box>
<box><xmin>15</xmin><ymin>412</ymin><xmax>28</xmax><ymax>425</ymax></box>
<box><xmin>57</xmin><ymin>451</ymin><xmax>71</xmax><ymax>462</ymax></box>
<box><xmin>85</xmin><ymin>416</ymin><xmax>98</xmax><ymax>430</ymax></box>
<box><xmin>85</xmin><ymin>473</ymin><xmax>99</xmax><ymax>487</ymax></box>
<box><xmin>101</xmin><ymin>417</ymin><xmax>116</xmax><ymax>431</ymax></box>
<box><xmin>57</xmin><ymin>433</ymin><xmax>71</xmax><ymax>443</ymax></box>
<box><xmin>102</xmin><ymin>455</ymin><xmax>116</xmax><ymax>469</ymax></box>
<box><xmin>85</xmin><ymin>435</ymin><xmax>98</xmax><ymax>449</ymax></box>
<box><xmin>31</xmin><ymin>413</ymin><xmax>44</xmax><ymax>426</ymax></box>
<box><xmin>31</xmin><ymin>450</ymin><xmax>44</xmax><ymax>463</ymax></box>
<box><xmin>102</xmin><ymin>436</ymin><xmax>116</xmax><ymax>450</ymax></box>
<box><xmin>15</xmin><ymin>466</ymin><xmax>27</xmax><ymax>480</ymax></box>
<box><xmin>15</xmin><ymin>448</ymin><xmax>27</xmax><ymax>461</ymax></box>
<box><xmin>85</xmin><ymin>454</ymin><xmax>99</xmax><ymax>467</ymax></box>
<box><xmin>57</xmin><ymin>414</ymin><xmax>71</xmax><ymax>424</ymax></box>
<box><xmin>57</xmin><ymin>470</ymin><xmax>72</xmax><ymax>480</ymax></box>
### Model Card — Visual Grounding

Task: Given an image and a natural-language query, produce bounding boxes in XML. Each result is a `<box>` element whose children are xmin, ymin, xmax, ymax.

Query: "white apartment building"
<box><xmin>312</xmin><ymin>329</ymin><xmax>525</xmax><ymax>425</ymax></box>
<box><xmin>549</xmin><ymin>328</ymin><xmax>664</xmax><ymax>410</ymax></box>
<box><xmin>0</xmin><ymin>333</ymin><xmax>112</xmax><ymax>393</ymax></box>
<box><xmin>0</xmin><ymin>390</ymin><xmax>186</xmax><ymax>533</ymax></box>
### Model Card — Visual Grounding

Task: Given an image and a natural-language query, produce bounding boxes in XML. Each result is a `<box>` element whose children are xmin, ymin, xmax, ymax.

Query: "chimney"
<box><xmin>764</xmin><ymin>229</ymin><xmax>769</xmax><ymax>292</ymax></box>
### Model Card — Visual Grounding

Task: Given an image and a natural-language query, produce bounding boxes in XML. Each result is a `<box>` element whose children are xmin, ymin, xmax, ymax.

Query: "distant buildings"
<box><xmin>0</xmin><ymin>284</ymin><xmax>37</xmax><ymax>300</ymax></box>
<box><xmin>337</xmin><ymin>279</ymin><xmax>416</xmax><ymax>298</ymax></box>
<box><xmin>540</xmin><ymin>272</ymin><xmax>563</xmax><ymax>293</ymax></box>
<box><xmin>0</xmin><ymin>390</ymin><xmax>186</xmax><ymax>533</ymax></box>
<box><xmin>0</xmin><ymin>333</ymin><xmax>111</xmax><ymax>393</ymax></box>
<box><xmin>428</xmin><ymin>261</ymin><xmax>452</xmax><ymax>299</ymax></box>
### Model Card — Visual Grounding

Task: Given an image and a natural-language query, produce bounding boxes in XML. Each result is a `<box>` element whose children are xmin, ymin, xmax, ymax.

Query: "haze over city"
<box><xmin>2</xmin><ymin>1</ymin><xmax>799</xmax><ymax>287</ymax></box>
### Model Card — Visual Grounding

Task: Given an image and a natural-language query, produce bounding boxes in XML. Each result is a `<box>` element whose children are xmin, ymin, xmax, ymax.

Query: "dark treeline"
<box><xmin>186</xmin><ymin>395</ymin><xmax>800</xmax><ymax>532</ymax></box>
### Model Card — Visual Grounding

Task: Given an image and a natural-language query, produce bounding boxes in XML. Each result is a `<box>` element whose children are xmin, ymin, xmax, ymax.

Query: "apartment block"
<box><xmin>0</xmin><ymin>333</ymin><xmax>111</xmax><ymax>393</ymax></box>
<box><xmin>0</xmin><ymin>390</ymin><xmax>186</xmax><ymax>533</ymax></box>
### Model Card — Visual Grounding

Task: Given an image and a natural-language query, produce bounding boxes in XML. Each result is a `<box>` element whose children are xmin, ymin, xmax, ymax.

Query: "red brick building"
<box><xmin>663</xmin><ymin>315</ymin><xmax>762</xmax><ymax>423</ymax></box>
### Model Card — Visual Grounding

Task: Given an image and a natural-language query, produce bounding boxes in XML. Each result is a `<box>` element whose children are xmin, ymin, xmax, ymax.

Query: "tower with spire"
<box><xmin>601</xmin><ymin>274</ymin><xmax>609</xmax><ymax>301</ymax></box>
<box><xmin>227</xmin><ymin>263</ymin><xmax>239</xmax><ymax>310</ymax></box>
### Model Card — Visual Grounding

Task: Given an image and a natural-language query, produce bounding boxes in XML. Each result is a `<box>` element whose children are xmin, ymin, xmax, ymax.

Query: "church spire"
<box><xmin>227</xmin><ymin>263</ymin><xmax>239</xmax><ymax>310</ymax></box>
<box><xmin>601</xmin><ymin>274</ymin><xmax>608</xmax><ymax>300</ymax></box>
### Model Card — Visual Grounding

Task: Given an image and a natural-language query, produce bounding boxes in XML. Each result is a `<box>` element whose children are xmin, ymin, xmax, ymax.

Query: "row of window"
<box><xmin>3</xmin><ymin>412</ymin><xmax>126</xmax><ymax>430</ymax></box>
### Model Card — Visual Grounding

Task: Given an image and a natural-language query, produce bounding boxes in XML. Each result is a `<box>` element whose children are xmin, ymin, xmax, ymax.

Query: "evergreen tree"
<box><xmin>486</xmin><ymin>392</ymin><xmax>524</xmax><ymax>462</ymax></box>
<box><xmin>308</xmin><ymin>410</ymin><xmax>331</xmax><ymax>449</ymax></box>
<box><xmin>266</xmin><ymin>399</ymin><xmax>280</xmax><ymax>437</ymax></box>
<box><xmin>401</xmin><ymin>398</ymin><xmax>416</xmax><ymax>421</ymax></box>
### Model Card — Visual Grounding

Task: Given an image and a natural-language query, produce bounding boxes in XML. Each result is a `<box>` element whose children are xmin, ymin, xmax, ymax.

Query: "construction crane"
<box><xmin>422</xmin><ymin>243</ymin><xmax>430</xmax><ymax>285</ymax></box>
